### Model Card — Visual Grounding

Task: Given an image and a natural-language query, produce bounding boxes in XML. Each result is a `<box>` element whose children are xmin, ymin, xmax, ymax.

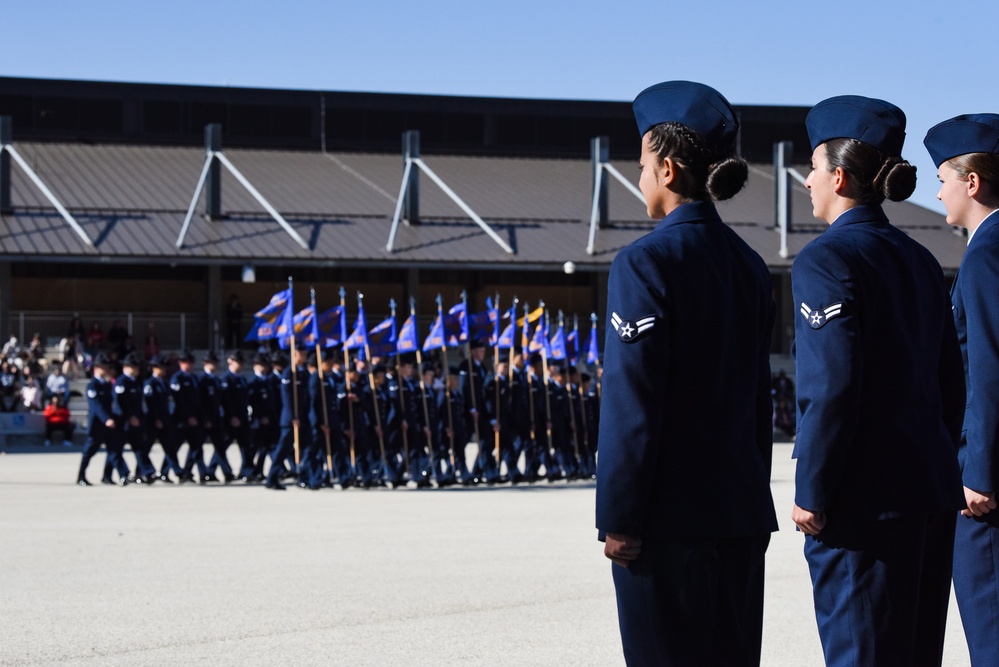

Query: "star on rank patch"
<box><xmin>611</xmin><ymin>311</ymin><xmax>656</xmax><ymax>342</ymax></box>
<box><xmin>800</xmin><ymin>302</ymin><xmax>843</xmax><ymax>329</ymax></box>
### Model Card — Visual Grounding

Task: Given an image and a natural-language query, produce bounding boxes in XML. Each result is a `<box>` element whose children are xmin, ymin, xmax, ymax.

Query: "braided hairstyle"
<box><xmin>647</xmin><ymin>121</ymin><xmax>748</xmax><ymax>201</ymax></box>
<box><xmin>823</xmin><ymin>138</ymin><xmax>917</xmax><ymax>204</ymax></box>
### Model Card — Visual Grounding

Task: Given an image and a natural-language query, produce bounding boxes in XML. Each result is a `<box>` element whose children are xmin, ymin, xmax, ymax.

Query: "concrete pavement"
<box><xmin>0</xmin><ymin>444</ymin><xmax>971</xmax><ymax>665</ymax></box>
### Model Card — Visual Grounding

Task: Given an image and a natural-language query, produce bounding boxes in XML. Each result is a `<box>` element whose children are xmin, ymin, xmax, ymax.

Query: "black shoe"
<box><xmin>265</xmin><ymin>480</ymin><xmax>286</xmax><ymax>490</ymax></box>
<box><xmin>101</xmin><ymin>478</ymin><xmax>115</xmax><ymax>485</ymax></box>
<box><xmin>200</xmin><ymin>474</ymin><xmax>217</xmax><ymax>485</ymax></box>
<box><xmin>117</xmin><ymin>477</ymin><xmax>129</xmax><ymax>487</ymax></box>
<box><xmin>224</xmin><ymin>473</ymin><xmax>236</xmax><ymax>484</ymax></box>
<box><xmin>77</xmin><ymin>477</ymin><xmax>92</xmax><ymax>487</ymax></box>
<box><xmin>178</xmin><ymin>474</ymin><xmax>194</xmax><ymax>484</ymax></box>
<box><xmin>296</xmin><ymin>481</ymin><xmax>308</xmax><ymax>489</ymax></box>
<box><xmin>280</xmin><ymin>471</ymin><xmax>296</xmax><ymax>481</ymax></box>
<box><xmin>157</xmin><ymin>474</ymin><xmax>174</xmax><ymax>484</ymax></box>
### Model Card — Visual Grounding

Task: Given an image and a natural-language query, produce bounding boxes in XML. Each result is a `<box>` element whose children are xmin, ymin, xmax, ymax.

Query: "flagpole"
<box><xmin>412</xmin><ymin>297</ymin><xmax>434</xmax><ymax>482</ymax></box>
<box><xmin>390</xmin><ymin>298</ymin><xmax>411</xmax><ymax>481</ymax></box>
<box><xmin>361</xmin><ymin>292</ymin><xmax>388</xmax><ymax>478</ymax></box>
<box><xmin>591</xmin><ymin>312</ymin><xmax>602</xmax><ymax>400</ymax></box>
<box><xmin>493</xmin><ymin>292</ymin><xmax>502</xmax><ymax>468</ymax></box>
<box><xmin>508</xmin><ymin>296</ymin><xmax>518</xmax><ymax>396</ymax></box>
<box><xmin>313</xmin><ymin>288</ymin><xmax>333</xmax><ymax>481</ymax></box>
<box><xmin>561</xmin><ymin>310</ymin><xmax>581</xmax><ymax>469</ymax></box>
<box><xmin>461</xmin><ymin>290</ymin><xmax>484</xmax><ymax>479</ymax></box>
<box><xmin>341</xmin><ymin>287</ymin><xmax>356</xmax><ymax>474</ymax></box>
<box><xmin>438</xmin><ymin>294</ymin><xmax>457</xmax><ymax>471</ymax></box>
<box><xmin>540</xmin><ymin>302</ymin><xmax>554</xmax><ymax>465</ymax></box>
<box><xmin>574</xmin><ymin>313</ymin><xmax>590</xmax><ymax>465</ymax></box>
<box><xmin>288</xmin><ymin>277</ymin><xmax>301</xmax><ymax>469</ymax></box>
<box><xmin>523</xmin><ymin>302</ymin><xmax>537</xmax><ymax>460</ymax></box>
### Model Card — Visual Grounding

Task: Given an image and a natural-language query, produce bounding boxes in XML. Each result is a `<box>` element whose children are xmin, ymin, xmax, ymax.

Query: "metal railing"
<box><xmin>10</xmin><ymin>311</ymin><xmax>207</xmax><ymax>352</ymax></box>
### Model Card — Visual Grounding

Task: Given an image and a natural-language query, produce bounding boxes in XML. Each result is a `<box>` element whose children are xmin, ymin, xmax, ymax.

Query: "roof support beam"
<box><xmin>0</xmin><ymin>117</ymin><xmax>10</xmax><ymax>214</ymax></box>
<box><xmin>774</xmin><ymin>140</ymin><xmax>806</xmax><ymax>260</ymax></box>
<box><xmin>1</xmin><ymin>140</ymin><xmax>94</xmax><ymax>248</ymax></box>
<box><xmin>176</xmin><ymin>124</ymin><xmax>309</xmax><ymax>251</ymax></box>
<box><xmin>387</xmin><ymin>132</ymin><xmax>513</xmax><ymax>255</ymax></box>
<box><xmin>587</xmin><ymin>137</ymin><xmax>644</xmax><ymax>255</ymax></box>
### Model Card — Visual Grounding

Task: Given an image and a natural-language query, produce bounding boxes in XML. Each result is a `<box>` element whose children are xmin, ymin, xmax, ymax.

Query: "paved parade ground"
<box><xmin>0</xmin><ymin>443</ymin><xmax>971</xmax><ymax>666</ymax></box>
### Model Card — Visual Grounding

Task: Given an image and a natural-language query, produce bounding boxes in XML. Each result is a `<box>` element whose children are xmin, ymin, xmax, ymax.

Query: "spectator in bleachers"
<box><xmin>43</xmin><ymin>395</ymin><xmax>75</xmax><ymax>446</ymax></box>
<box><xmin>20</xmin><ymin>367</ymin><xmax>44</xmax><ymax>412</ymax></box>
<box><xmin>58</xmin><ymin>335</ymin><xmax>81</xmax><ymax>379</ymax></box>
<box><xmin>85</xmin><ymin>322</ymin><xmax>105</xmax><ymax>353</ymax></box>
<box><xmin>0</xmin><ymin>360</ymin><xmax>18</xmax><ymax>412</ymax></box>
<box><xmin>46</xmin><ymin>366</ymin><xmax>70</xmax><ymax>403</ymax></box>
<box><xmin>27</xmin><ymin>333</ymin><xmax>44</xmax><ymax>362</ymax></box>
<box><xmin>2</xmin><ymin>335</ymin><xmax>19</xmax><ymax>357</ymax></box>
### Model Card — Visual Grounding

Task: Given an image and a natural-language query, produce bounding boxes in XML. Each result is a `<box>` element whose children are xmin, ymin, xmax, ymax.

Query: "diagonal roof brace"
<box><xmin>176</xmin><ymin>125</ymin><xmax>309</xmax><ymax>250</ymax></box>
<box><xmin>0</xmin><ymin>117</ymin><xmax>95</xmax><ymax>248</ymax></box>
<box><xmin>587</xmin><ymin>136</ymin><xmax>644</xmax><ymax>255</ymax></box>
<box><xmin>387</xmin><ymin>130</ymin><xmax>513</xmax><ymax>255</ymax></box>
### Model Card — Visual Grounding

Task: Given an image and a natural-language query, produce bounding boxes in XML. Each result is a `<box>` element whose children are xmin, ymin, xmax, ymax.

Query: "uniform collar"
<box><xmin>655</xmin><ymin>200</ymin><xmax>721</xmax><ymax>231</ymax></box>
<box><xmin>969</xmin><ymin>208</ymin><xmax>999</xmax><ymax>248</ymax></box>
<box><xmin>827</xmin><ymin>204</ymin><xmax>888</xmax><ymax>231</ymax></box>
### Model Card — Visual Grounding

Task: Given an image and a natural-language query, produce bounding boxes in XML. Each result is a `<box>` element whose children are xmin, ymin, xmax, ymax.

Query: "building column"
<box><xmin>207</xmin><ymin>265</ymin><xmax>221</xmax><ymax>351</ymax></box>
<box><xmin>0</xmin><ymin>262</ymin><xmax>10</xmax><ymax>343</ymax></box>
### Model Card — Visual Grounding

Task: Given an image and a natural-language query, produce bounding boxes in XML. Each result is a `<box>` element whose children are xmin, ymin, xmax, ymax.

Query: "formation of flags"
<box><xmin>245</xmin><ymin>282</ymin><xmax>603</xmax><ymax>365</ymax></box>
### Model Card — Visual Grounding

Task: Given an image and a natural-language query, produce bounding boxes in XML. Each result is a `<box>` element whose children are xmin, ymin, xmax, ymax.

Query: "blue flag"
<box><xmin>397</xmin><ymin>315</ymin><xmax>419</xmax><ymax>355</ymax></box>
<box><xmin>279</xmin><ymin>305</ymin><xmax>314</xmax><ymax>349</ymax></box>
<box><xmin>445</xmin><ymin>301</ymin><xmax>467</xmax><ymax>347</ymax></box>
<box><xmin>567</xmin><ymin>327</ymin><xmax>579</xmax><ymax>365</ymax></box>
<box><xmin>305</xmin><ymin>305</ymin><xmax>345</xmax><ymax>348</ymax></box>
<box><xmin>245</xmin><ymin>287</ymin><xmax>293</xmax><ymax>341</ymax></box>
<box><xmin>367</xmin><ymin>315</ymin><xmax>397</xmax><ymax>359</ymax></box>
<box><xmin>344</xmin><ymin>303</ymin><xmax>368</xmax><ymax>351</ymax></box>
<box><xmin>469</xmin><ymin>297</ymin><xmax>500</xmax><ymax>345</ymax></box>
<box><xmin>587</xmin><ymin>321</ymin><xmax>600</xmax><ymax>364</ymax></box>
<box><xmin>529</xmin><ymin>313</ymin><xmax>551</xmax><ymax>356</ymax></box>
<box><xmin>549</xmin><ymin>323</ymin><xmax>567</xmax><ymax>361</ymax></box>
<box><xmin>497</xmin><ymin>305</ymin><xmax>518</xmax><ymax>349</ymax></box>
<box><xmin>422</xmin><ymin>314</ymin><xmax>446</xmax><ymax>352</ymax></box>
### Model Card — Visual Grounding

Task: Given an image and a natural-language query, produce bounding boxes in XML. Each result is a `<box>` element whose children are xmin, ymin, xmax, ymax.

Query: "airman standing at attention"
<box><xmin>596</xmin><ymin>81</ymin><xmax>777</xmax><ymax>666</ymax></box>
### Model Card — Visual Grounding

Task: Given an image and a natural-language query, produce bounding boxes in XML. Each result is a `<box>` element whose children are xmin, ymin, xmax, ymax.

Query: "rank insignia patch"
<box><xmin>800</xmin><ymin>302</ymin><xmax>843</xmax><ymax>329</ymax></box>
<box><xmin>611</xmin><ymin>311</ymin><xmax>655</xmax><ymax>342</ymax></box>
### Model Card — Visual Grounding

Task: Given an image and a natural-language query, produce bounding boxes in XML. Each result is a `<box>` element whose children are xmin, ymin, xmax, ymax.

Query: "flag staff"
<box><xmin>288</xmin><ymin>277</ymin><xmax>301</xmax><ymax>469</ymax></box>
<box><xmin>591</xmin><ymin>312</ymin><xmax>602</xmax><ymax>400</ymax></box>
<box><xmin>493</xmin><ymin>292</ymin><xmax>502</xmax><ymax>468</ymax></box>
<box><xmin>540</xmin><ymin>301</ymin><xmax>554</xmax><ymax>465</ymax></box>
<box><xmin>340</xmin><ymin>287</ymin><xmax>357</xmax><ymax>476</ymax></box>
<box><xmin>411</xmin><ymin>297</ymin><xmax>435</xmax><ymax>482</ymax></box>
<box><xmin>390</xmin><ymin>298</ymin><xmax>411</xmax><ymax>480</ymax></box>
<box><xmin>438</xmin><ymin>294</ymin><xmax>457</xmax><ymax>471</ymax></box>
<box><xmin>561</xmin><ymin>310</ymin><xmax>581</xmax><ymax>468</ymax></box>
<box><xmin>523</xmin><ymin>302</ymin><xmax>538</xmax><ymax>464</ymax></box>
<box><xmin>312</xmin><ymin>288</ymin><xmax>334</xmax><ymax>480</ymax></box>
<box><xmin>360</xmin><ymin>291</ymin><xmax>388</xmax><ymax>477</ymax></box>
<box><xmin>574</xmin><ymin>313</ymin><xmax>591</xmax><ymax>467</ymax></box>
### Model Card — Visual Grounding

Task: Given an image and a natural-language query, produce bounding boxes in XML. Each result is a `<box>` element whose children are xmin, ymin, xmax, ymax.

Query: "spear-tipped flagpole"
<box><xmin>341</xmin><ymin>286</ymin><xmax>356</xmax><ymax>474</ymax></box>
<box><xmin>575</xmin><ymin>313</ymin><xmax>590</xmax><ymax>464</ymax></box>
<box><xmin>591</xmin><ymin>312</ymin><xmax>602</xmax><ymax>400</ymax></box>
<box><xmin>288</xmin><ymin>277</ymin><xmax>301</xmax><ymax>469</ymax></box>
<box><xmin>313</xmin><ymin>287</ymin><xmax>334</xmax><ymax>480</ymax></box>
<box><xmin>561</xmin><ymin>310</ymin><xmax>581</xmax><ymax>470</ymax></box>
<box><xmin>411</xmin><ymin>297</ymin><xmax>434</xmax><ymax>482</ymax></box>
<box><xmin>360</xmin><ymin>291</ymin><xmax>388</xmax><ymax>477</ymax></box>
<box><xmin>439</xmin><ymin>294</ymin><xmax>457</xmax><ymax>471</ymax></box>
<box><xmin>390</xmin><ymin>298</ymin><xmax>411</xmax><ymax>480</ymax></box>
<box><xmin>493</xmin><ymin>292</ymin><xmax>502</xmax><ymax>468</ymax></box>
<box><xmin>540</xmin><ymin>301</ymin><xmax>554</xmax><ymax>465</ymax></box>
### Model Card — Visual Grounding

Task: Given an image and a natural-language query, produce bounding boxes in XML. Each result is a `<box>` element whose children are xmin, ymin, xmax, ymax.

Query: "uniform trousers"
<box><xmin>612</xmin><ymin>533</ymin><xmax>769</xmax><ymax>666</ymax></box>
<box><xmin>804</xmin><ymin>512</ymin><xmax>956</xmax><ymax>667</ymax></box>
<box><xmin>149</xmin><ymin>423</ymin><xmax>183</xmax><ymax>477</ymax></box>
<box><xmin>79</xmin><ymin>426</ymin><xmax>128</xmax><ymax>481</ymax></box>
<box><xmin>953</xmin><ymin>511</ymin><xmax>999</xmax><ymax>666</ymax></box>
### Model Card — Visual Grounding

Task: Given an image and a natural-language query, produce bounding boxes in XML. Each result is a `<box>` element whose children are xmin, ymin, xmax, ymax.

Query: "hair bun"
<box><xmin>706</xmin><ymin>156</ymin><xmax>748</xmax><ymax>201</ymax></box>
<box><xmin>880</xmin><ymin>160</ymin><xmax>917</xmax><ymax>202</ymax></box>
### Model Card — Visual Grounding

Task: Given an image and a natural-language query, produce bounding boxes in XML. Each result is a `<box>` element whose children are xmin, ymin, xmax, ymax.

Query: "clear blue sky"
<box><xmin>5</xmin><ymin>0</ymin><xmax>997</xmax><ymax>213</ymax></box>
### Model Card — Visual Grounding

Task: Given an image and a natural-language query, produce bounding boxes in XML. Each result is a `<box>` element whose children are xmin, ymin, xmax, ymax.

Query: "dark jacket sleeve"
<box><xmin>595</xmin><ymin>244</ymin><xmax>668</xmax><ymax>537</ymax></box>
<box><xmin>791</xmin><ymin>243</ymin><xmax>862</xmax><ymax>512</ymax></box>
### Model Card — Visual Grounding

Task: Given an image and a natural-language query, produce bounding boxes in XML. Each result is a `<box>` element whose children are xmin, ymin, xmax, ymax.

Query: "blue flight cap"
<box><xmin>806</xmin><ymin>95</ymin><xmax>906</xmax><ymax>155</ymax></box>
<box><xmin>632</xmin><ymin>81</ymin><xmax>739</xmax><ymax>153</ymax></box>
<box><xmin>923</xmin><ymin>114</ymin><xmax>999</xmax><ymax>167</ymax></box>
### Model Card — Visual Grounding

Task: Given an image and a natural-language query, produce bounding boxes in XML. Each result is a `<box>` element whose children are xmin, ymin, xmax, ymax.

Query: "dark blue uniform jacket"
<box><xmin>792</xmin><ymin>205</ymin><xmax>964</xmax><ymax>520</ymax></box>
<box><xmin>952</xmin><ymin>210</ymin><xmax>999</xmax><ymax>493</ymax></box>
<box><xmin>596</xmin><ymin>201</ymin><xmax>778</xmax><ymax>540</ymax></box>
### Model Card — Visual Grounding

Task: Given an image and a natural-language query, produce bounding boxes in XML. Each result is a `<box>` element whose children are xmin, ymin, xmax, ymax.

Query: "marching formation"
<box><xmin>76</xmin><ymin>289</ymin><xmax>601</xmax><ymax>491</ymax></box>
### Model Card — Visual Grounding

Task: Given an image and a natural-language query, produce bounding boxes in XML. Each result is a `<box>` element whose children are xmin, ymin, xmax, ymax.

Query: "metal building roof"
<box><xmin>1</xmin><ymin>142</ymin><xmax>967</xmax><ymax>271</ymax></box>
